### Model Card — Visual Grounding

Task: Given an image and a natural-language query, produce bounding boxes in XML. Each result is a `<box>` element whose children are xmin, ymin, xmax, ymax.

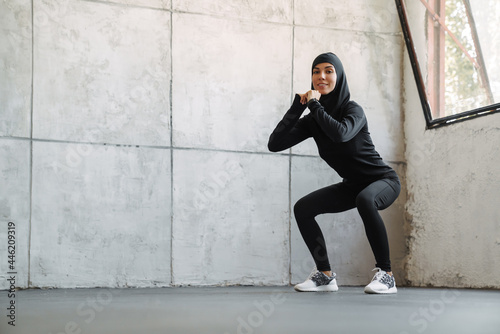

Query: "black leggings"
<box><xmin>294</xmin><ymin>177</ymin><xmax>401</xmax><ymax>272</ymax></box>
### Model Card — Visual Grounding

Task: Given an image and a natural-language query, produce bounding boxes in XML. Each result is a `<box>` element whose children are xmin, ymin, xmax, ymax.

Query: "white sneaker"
<box><xmin>364</xmin><ymin>268</ymin><xmax>397</xmax><ymax>294</ymax></box>
<box><xmin>294</xmin><ymin>268</ymin><xmax>338</xmax><ymax>292</ymax></box>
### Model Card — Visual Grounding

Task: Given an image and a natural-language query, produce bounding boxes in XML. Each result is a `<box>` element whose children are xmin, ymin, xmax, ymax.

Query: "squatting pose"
<box><xmin>268</xmin><ymin>52</ymin><xmax>401</xmax><ymax>294</ymax></box>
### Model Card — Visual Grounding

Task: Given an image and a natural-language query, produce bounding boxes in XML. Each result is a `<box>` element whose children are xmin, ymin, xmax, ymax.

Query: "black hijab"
<box><xmin>311</xmin><ymin>52</ymin><xmax>351</xmax><ymax>115</ymax></box>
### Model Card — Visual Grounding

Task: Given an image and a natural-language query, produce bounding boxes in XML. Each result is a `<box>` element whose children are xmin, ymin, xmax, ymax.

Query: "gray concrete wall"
<box><xmin>0</xmin><ymin>0</ymin><xmax>406</xmax><ymax>289</ymax></box>
<box><xmin>404</xmin><ymin>79</ymin><xmax>500</xmax><ymax>289</ymax></box>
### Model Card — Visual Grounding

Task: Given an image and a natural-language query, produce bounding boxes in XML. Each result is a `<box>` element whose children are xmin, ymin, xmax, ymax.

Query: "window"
<box><xmin>396</xmin><ymin>0</ymin><xmax>500</xmax><ymax>128</ymax></box>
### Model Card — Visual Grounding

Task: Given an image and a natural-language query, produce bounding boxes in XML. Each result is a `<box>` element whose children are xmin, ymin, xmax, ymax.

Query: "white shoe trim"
<box><xmin>364</xmin><ymin>285</ymin><xmax>397</xmax><ymax>294</ymax></box>
<box><xmin>364</xmin><ymin>268</ymin><xmax>397</xmax><ymax>294</ymax></box>
<box><xmin>294</xmin><ymin>281</ymin><xmax>339</xmax><ymax>292</ymax></box>
<box><xmin>294</xmin><ymin>276</ymin><xmax>339</xmax><ymax>292</ymax></box>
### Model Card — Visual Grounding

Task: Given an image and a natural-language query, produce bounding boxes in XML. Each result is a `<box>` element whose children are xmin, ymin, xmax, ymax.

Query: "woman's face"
<box><xmin>312</xmin><ymin>62</ymin><xmax>337</xmax><ymax>95</ymax></box>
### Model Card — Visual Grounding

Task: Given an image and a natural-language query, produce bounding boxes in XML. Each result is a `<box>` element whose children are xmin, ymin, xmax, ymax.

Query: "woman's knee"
<box><xmin>293</xmin><ymin>197</ymin><xmax>306</xmax><ymax>218</ymax></box>
<box><xmin>355</xmin><ymin>192</ymin><xmax>375</xmax><ymax>213</ymax></box>
<box><xmin>293</xmin><ymin>196</ymin><xmax>314</xmax><ymax>221</ymax></box>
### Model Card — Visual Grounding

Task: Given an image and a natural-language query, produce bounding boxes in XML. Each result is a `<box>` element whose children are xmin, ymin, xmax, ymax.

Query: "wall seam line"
<box><xmin>27</xmin><ymin>0</ymin><xmax>35</xmax><ymax>288</ymax></box>
<box><xmin>169</xmin><ymin>5</ymin><xmax>174</xmax><ymax>287</ymax></box>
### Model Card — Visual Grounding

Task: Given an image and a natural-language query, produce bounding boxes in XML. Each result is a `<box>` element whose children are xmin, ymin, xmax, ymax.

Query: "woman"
<box><xmin>268</xmin><ymin>52</ymin><xmax>401</xmax><ymax>294</ymax></box>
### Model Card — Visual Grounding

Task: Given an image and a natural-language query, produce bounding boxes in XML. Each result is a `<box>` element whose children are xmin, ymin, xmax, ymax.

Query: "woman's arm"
<box><xmin>268</xmin><ymin>95</ymin><xmax>311</xmax><ymax>152</ymax></box>
<box><xmin>306</xmin><ymin>99</ymin><xmax>365</xmax><ymax>143</ymax></box>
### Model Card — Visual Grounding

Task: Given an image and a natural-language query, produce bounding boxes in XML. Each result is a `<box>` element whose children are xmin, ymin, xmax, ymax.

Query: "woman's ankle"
<box><xmin>321</xmin><ymin>271</ymin><xmax>332</xmax><ymax>277</ymax></box>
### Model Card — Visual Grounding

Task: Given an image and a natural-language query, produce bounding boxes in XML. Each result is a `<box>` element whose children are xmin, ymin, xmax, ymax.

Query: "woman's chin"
<box><xmin>316</xmin><ymin>87</ymin><xmax>333</xmax><ymax>95</ymax></box>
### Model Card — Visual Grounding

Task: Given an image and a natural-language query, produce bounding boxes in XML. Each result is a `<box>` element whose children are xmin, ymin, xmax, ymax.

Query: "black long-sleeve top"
<box><xmin>268</xmin><ymin>94</ymin><xmax>397</xmax><ymax>185</ymax></box>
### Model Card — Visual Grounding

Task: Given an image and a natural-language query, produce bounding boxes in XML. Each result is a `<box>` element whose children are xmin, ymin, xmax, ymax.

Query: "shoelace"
<box><xmin>371</xmin><ymin>267</ymin><xmax>393</xmax><ymax>287</ymax></box>
<box><xmin>306</xmin><ymin>266</ymin><xmax>318</xmax><ymax>280</ymax></box>
<box><xmin>307</xmin><ymin>266</ymin><xmax>336</xmax><ymax>281</ymax></box>
<box><xmin>371</xmin><ymin>267</ymin><xmax>386</xmax><ymax>281</ymax></box>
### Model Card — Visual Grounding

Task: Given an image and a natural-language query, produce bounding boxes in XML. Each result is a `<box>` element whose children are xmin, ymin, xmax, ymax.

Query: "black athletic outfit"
<box><xmin>268</xmin><ymin>53</ymin><xmax>400</xmax><ymax>272</ymax></box>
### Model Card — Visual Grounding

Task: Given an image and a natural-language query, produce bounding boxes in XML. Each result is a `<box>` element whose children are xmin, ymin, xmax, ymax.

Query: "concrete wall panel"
<box><xmin>103</xmin><ymin>0</ymin><xmax>170</xmax><ymax>9</ymax></box>
<box><xmin>295</xmin><ymin>0</ymin><xmax>399</xmax><ymax>34</ymax></box>
<box><xmin>172</xmin><ymin>150</ymin><xmax>289</xmax><ymax>285</ymax></box>
<box><xmin>173</xmin><ymin>0</ymin><xmax>292</xmax><ymax>24</ymax></box>
<box><xmin>404</xmin><ymin>111</ymin><xmax>500</xmax><ymax>288</ymax></box>
<box><xmin>0</xmin><ymin>0</ymin><xmax>31</xmax><ymax>137</ymax></box>
<box><xmin>172</xmin><ymin>13</ymin><xmax>292</xmax><ymax>152</ymax></box>
<box><xmin>30</xmin><ymin>142</ymin><xmax>171</xmax><ymax>288</ymax></box>
<box><xmin>0</xmin><ymin>140</ymin><xmax>31</xmax><ymax>289</ymax></box>
<box><xmin>33</xmin><ymin>0</ymin><xmax>171</xmax><ymax>146</ymax></box>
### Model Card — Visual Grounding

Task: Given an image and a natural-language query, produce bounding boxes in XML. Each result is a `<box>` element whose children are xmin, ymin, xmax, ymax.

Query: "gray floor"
<box><xmin>2</xmin><ymin>286</ymin><xmax>500</xmax><ymax>334</ymax></box>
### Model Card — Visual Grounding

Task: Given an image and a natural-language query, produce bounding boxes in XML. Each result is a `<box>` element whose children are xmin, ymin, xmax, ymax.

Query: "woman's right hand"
<box><xmin>298</xmin><ymin>90</ymin><xmax>321</xmax><ymax>105</ymax></box>
<box><xmin>298</xmin><ymin>93</ymin><xmax>308</xmax><ymax>105</ymax></box>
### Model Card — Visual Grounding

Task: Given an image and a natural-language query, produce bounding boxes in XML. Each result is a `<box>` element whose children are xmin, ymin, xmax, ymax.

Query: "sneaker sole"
<box><xmin>294</xmin><ymin>284</ymin><xmax>339</xmax><ymax>292</ymax></box>
<box><xmin>364</xmin><ymin>286</ymin><xmax>397</xmax><ymax>294</ymax></box>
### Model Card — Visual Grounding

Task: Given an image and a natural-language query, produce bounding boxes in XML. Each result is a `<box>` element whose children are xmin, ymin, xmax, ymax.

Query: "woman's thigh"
<box><xmin>294</xmin><ymin>182</ymin><xmax>358</xmax><ymax>217</ymax></box>
<box><xmin>356</xmin><ymin>178</ymin><xmax>401</xmax><ymax>210</ymax></box>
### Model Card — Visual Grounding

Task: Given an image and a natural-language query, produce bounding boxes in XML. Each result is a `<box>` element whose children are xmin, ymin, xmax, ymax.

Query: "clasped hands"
<box><xmin>298</xmin><ymin>90</ymin><xmax>321</xmax><ymax>105</ymax></box>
